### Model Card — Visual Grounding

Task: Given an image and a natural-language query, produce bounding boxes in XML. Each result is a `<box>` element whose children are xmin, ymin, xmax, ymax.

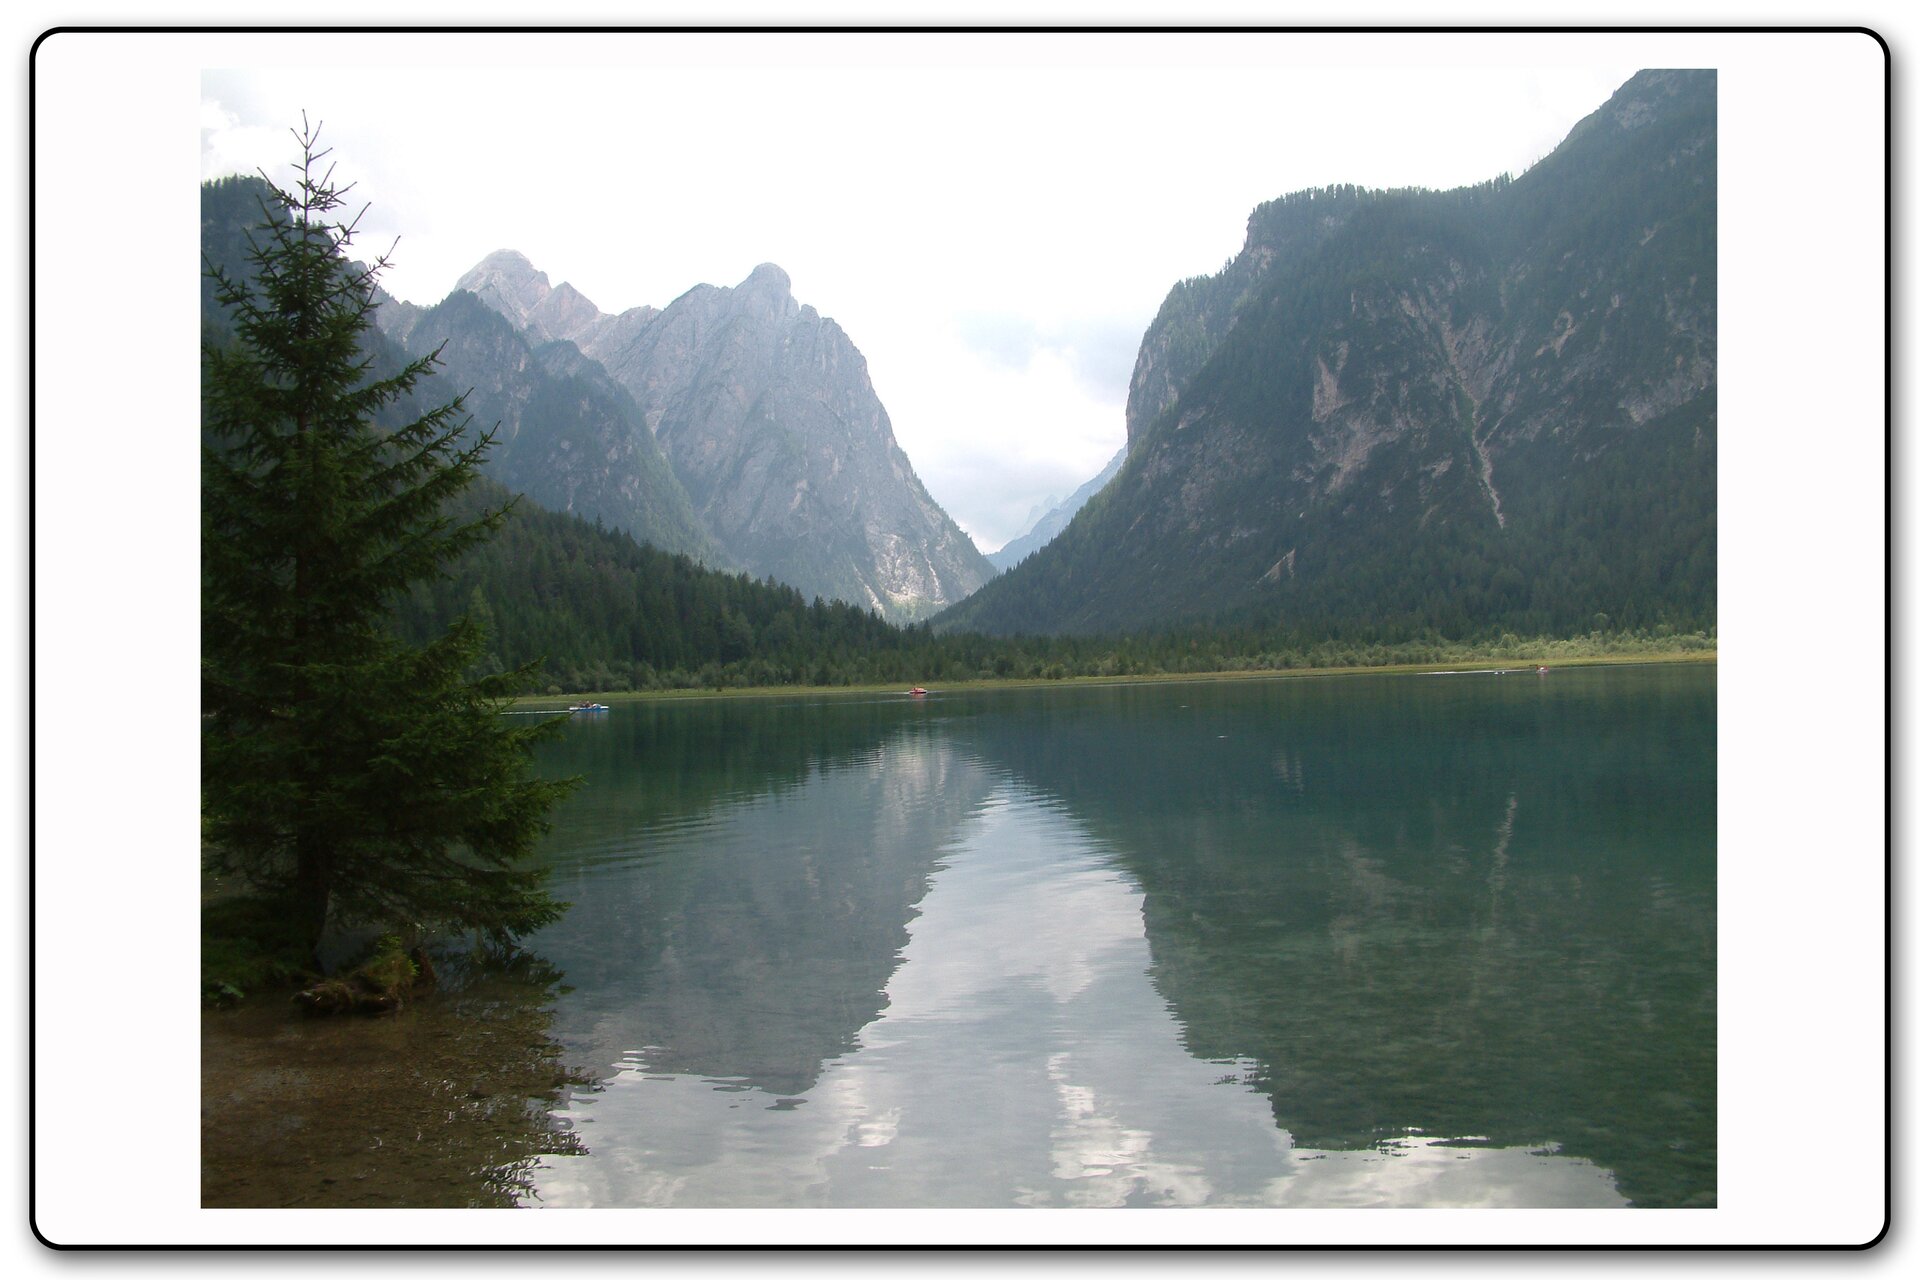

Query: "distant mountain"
<box><xmin>987</xmin><ymin>445</ymin><xmax>1128</xmax><ymax>572</ymax></box>
<box><xmin>454</xmin><ymin>253</ymin><xmax>996</xmax><ymax>622</ymax></box>
<box><xmin>941</xmin><ymin>69</ymin><xmax>1715</xmax><ymax>638</ymax></box>
<box><xmin>202</xmin><ymin>178</ymin><xmax>716</xmax><ymax>563</ymax></box>
<box><xmin>999</xmin><ymin>493</ymin><xmax>1061</xmax><ymax>554</ymax></box>
<box><xmin>393</xmin><ymin>291</ymin><xmax>718</xmax><ymax>562</ymax></box>
<box><xmin>203</xmin><ymin>176</ymin><xmax>983</xmax><ymax>693</ymax></box>
<box><xmin>452</xmin><ymin>248</ymin><xmax>641</xmax><ymax>349</ymax></box>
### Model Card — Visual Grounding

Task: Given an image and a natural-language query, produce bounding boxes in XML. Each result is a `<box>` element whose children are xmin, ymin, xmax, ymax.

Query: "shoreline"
<box><xmin>513</xmin><ymin>648</ymin><xmax>1716</xmax><ymax>708</ymax></box>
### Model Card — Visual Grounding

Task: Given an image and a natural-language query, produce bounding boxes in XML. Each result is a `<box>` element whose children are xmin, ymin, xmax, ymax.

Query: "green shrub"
<box><xmin>201</xmin><ymin>894</ymin><xmax>315</xmax><ymax>1005</ymax></box>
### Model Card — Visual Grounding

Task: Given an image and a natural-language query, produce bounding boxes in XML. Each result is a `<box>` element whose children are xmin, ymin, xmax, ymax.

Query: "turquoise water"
<box><xmin>520</xmin><ymin>665</ymin><xmax>1715</xmax><ymax>1207</ymax></box>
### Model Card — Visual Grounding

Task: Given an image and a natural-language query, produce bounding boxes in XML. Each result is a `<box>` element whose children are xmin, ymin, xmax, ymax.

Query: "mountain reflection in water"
<box><xmin>524</xmin><ymin>668</ymin><xmax>1712</xmax><ymax>1208</ymax></box>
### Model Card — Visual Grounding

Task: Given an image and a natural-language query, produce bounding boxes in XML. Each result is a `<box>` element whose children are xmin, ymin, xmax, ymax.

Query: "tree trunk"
<box><xmin>292</xmin><ymin>833</ymin><xmax>332</xmax><ymax>964</ymax></box>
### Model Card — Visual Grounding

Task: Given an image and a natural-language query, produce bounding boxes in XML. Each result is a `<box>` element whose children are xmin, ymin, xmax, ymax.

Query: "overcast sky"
<box><xmin>200</xmin><ymin>36</ymin><xmax>1637</xmax><ymax>551</ymax></box>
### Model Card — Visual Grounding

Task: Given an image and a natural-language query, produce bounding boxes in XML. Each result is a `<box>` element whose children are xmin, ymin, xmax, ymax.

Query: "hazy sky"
<box><xmin>200</xmin><ymin>36</ymin><xmax>1636</xmax><ymax>551</ymax></box>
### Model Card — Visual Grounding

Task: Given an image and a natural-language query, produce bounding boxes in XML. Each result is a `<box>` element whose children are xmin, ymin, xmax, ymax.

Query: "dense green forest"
<box><xmin>390</xmin><ymin>480</ymin><xmax>1710</xmax><ymax>694</ymax></box>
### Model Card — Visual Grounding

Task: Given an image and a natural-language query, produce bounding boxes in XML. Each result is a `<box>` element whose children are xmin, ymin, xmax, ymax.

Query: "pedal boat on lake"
<box><xmin>907</xmin><ymin>687</ymin><xmax>928</xmax><ymax>698</ymax></box>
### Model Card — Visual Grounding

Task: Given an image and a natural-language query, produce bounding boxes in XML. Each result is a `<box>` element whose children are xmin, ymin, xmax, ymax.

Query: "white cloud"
<box><xmin>198</xmin><ymin>97</ymin><xmax>285</xmax><ymax>185</ymax></box>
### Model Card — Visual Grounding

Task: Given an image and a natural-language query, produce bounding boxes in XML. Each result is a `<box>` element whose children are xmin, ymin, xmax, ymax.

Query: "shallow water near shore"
<box><xmin>200</xmin><ymin>963</ymin><xmax>587</xmax><ymax>1208</ymax></box>
<box><xmin>202</xmin><ymin>664</ymin><xmax>1714</xmax><ymax>1208</ymax></box>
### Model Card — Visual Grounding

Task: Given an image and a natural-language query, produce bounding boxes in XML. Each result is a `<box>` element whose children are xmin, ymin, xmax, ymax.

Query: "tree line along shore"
<box><xmin>504</xmin><ymin>635</ymin><xmax>1717</xmax><ymax>704</ymax></box>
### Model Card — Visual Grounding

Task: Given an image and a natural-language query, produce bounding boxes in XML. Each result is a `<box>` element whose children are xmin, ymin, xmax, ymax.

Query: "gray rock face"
<box><xmin>1122</xmin><ymin>195</ymin><xmax>1360</xmax><ymax>454</ymax></box>
<box><xmin>459</xmin><ymin>256</ymin><xmax>995</xmax><ymax>620</ymax></box>
<box><xmin>398</xmin><ymin>290</ymin><xmax>717</xmax><ymax>562</ymax></box>
<box><xmin>453</xmin><ymin>249</ymin><xmax>551</xmax><ymax>332</ymax></box>
<box><xmin>451</xmin><ymin>249</ymin><xmax>651</xmax><ymax>349</ymax></box>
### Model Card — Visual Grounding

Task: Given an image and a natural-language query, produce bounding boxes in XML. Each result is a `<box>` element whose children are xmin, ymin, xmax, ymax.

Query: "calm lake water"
<box><xmin>517</xmin><ymin>665</ymin><xmax>1714</xmax><ymax>1208</ymax></box>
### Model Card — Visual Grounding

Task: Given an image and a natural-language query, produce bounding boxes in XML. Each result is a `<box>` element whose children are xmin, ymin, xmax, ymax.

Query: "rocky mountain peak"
<box><xmin>454</xmin><ymin>249</ymin><xmax>553</xmax><ymax>331</ymax></box>
<box><xmin>743</xmin><ymin>261</ymin><xmax>791</xmax><ymax>293</ymax></box>
<box><xmin>434</xmin><ymin>249</ymin><xmax>990</xmax><ymax>621</ymax></box>
<box><xmin>453</xmin><ymin>250</ymin><xmax>614</xmax><ymax>345</ymax></box>
<box><xmin>469</xmin><ymin>247</ymin><xmax>538</xmax><ymax>274</ymax></box>
<box><xmin>733</xmin><ymin>262</ymin><xmax>799</xmax><ymax>324</ymax></box>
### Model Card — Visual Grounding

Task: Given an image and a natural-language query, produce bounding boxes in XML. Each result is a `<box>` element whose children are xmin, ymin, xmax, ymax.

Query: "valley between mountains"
<box><xmin>201</xmin><ymin>68</ymin><xmax>1713</xmax><ymax>690</ymax></box>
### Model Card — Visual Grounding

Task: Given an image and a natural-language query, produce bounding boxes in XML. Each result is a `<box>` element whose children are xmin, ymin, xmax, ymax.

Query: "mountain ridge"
<box><xmin>381</xmin><ymin>287</ymin><xmax>720</xmax><ymax>563</ymax></box>
<box><xmin>451</xmin><ymin>253</ymin><xmax>996</xmax><ymax>621</ymax></box>
<box><xmin>940</xmin><ymin>68</ymin><xmax>1715</xmax><ymax>639</ymax></box>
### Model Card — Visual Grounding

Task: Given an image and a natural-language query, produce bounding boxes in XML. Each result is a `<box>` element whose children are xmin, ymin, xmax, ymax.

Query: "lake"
<box><xmin>512</xmin><ymin>664</ymin><xmax>1715</xmax><ymax>1208</ymax></box>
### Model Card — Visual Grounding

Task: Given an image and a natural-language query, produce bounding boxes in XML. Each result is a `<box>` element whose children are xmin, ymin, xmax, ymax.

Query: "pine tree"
<box><xmin>201</xmin><ymin>119</ymin><xmax>573</xmax><ymax>961</ymax></box>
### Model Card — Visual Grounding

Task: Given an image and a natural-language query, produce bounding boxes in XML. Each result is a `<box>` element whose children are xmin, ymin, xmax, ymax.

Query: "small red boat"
<box><xmin>908</xmin><ymin>687</ymin><xmax>928</xmax><ymax>697</ymax></box>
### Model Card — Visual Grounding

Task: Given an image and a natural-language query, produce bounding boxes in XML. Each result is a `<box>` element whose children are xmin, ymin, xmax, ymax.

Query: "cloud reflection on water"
<box><xmin>531</xmin><ymin>747</ymin><xmax>1624</xmax><ymax>1208</ymax></box>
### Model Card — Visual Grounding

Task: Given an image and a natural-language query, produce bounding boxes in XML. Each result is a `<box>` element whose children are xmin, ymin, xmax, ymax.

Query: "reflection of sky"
<box><xmin>531</xmin><ymin>757</ymin><xmax>1625</xmax><ymax>1208</ymax></box>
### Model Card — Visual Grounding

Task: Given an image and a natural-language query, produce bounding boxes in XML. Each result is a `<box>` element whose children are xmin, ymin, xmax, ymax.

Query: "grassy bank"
<box><xmin>516</xmin><ymin>647</ymin><xmax>1715</xmax><ymax>708</ymax></box>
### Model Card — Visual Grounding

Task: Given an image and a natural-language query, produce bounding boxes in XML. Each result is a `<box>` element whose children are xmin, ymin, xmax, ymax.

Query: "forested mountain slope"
<box><xmin>941</xmin><ymin>69</ymin><xmax>1715</xmax><ymax>639</ymax></box>
<box><xmin>387</xmin><ymin>476</ymin><xmax>937</xmax><ymax>693</ymax></box>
